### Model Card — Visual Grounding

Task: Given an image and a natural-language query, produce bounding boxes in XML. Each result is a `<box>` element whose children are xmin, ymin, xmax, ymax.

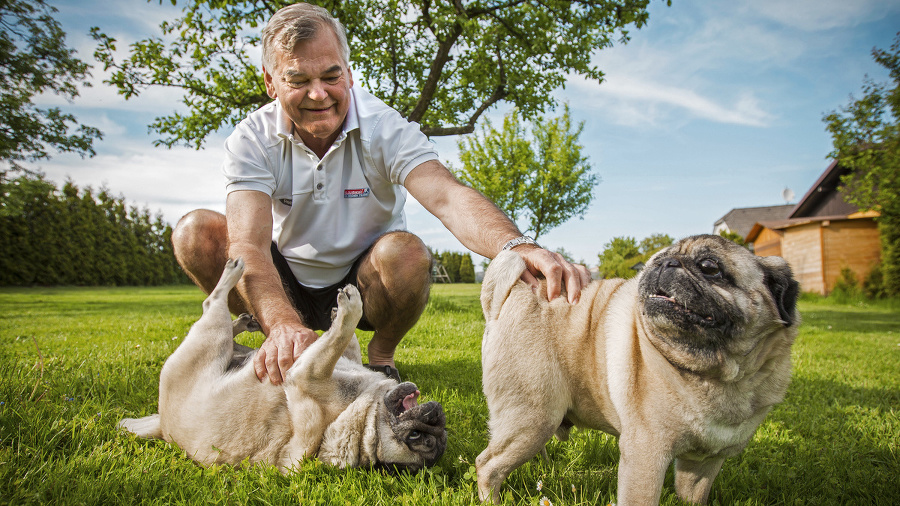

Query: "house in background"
<box><xmin>743</xmin><ymin>161</ymin><xmax>880</xmax><ymax>295</ymax></box>
<box><xmin>713</xmin><ymin>204</ymin><xmax>795</xmax><ymax>239</ymax></box>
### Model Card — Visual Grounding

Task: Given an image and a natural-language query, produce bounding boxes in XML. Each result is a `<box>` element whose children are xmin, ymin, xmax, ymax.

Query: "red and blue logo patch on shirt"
<box><xmin>343</xmin><ymin>188</ymin><xmax>370</xmax><ymax>198</ymax></box>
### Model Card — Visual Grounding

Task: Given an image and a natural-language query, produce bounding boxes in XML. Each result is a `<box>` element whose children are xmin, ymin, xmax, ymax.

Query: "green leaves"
<box><xmin>596</xmin><ymin>233</ymin><xmax>672</xmax><ymax>279</ymax></box>
<box><xmin>0</xmin><ymin>0</ymin><xmax>102</xmax><ymax>167</ymax></box>
<box><xmin>0</xmin><ymin>172</ymin><xmax>188</xmax><ymax>286</ymax></box>
<box><xmin>89</xmin><ymin>0</ymin><xmax>657</xmax><ymax>147</ymax></box>
<box><xmin>453</xmin><ymin>105</ymin><xmax>599</xmax><ymax>240</ymax></box>
<box><xmin>823</xmin><ymin>33</ymin><xmax>900</xmax><ymax>295</ymax></box>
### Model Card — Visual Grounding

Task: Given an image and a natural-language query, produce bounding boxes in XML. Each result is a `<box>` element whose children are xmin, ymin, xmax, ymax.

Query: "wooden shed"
<box><xmin>745</xmin><ymin>161</ymin><xmax>881</xmax><ymax>295</ymax></box>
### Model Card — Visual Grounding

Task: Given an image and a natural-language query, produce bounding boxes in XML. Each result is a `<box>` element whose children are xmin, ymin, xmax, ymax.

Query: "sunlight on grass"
<box><xmin>1</xmin><ymin>284</ymin><xmax>897</xmax><ymax>504</ymax></box>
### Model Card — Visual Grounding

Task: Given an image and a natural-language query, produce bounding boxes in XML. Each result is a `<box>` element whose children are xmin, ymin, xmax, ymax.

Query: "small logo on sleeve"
<box><xmin>343</xmin><ymin>188</ymin><xmax>370</xmax><ymax>198</ymax></box>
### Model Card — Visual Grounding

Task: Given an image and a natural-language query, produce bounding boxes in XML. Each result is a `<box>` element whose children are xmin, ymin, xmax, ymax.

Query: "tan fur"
<box><xmin>119</xmin><ymin>258</ymin><xmax>446</xmax><ymax>473</ymax></box>
<box><xmin>477</xmin><ymin>235</ymin><xmax>799</xmax><ymax>505</ymax></box>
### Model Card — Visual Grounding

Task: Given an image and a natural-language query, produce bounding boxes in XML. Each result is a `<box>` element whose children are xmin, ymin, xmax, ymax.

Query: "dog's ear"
<box><xmin>758</xmin><ymin>256</ymin><xmax>800</xmax><ymax>326</ymax></box>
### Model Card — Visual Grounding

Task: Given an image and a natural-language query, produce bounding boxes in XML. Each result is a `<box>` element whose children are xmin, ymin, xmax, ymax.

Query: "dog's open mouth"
<box><xmin>648</xmin><ymin>292</ymin><xmax>716</xmax><ymax>325</ymax></box>
<box><xmin>397</xmin><ymin>390</ymin><xmax>420</xmax><ymax>414</ymax></box>
<box><xmin>385</xmin><ymin>382</ymin><xmax>422</xmax><ymax>418</ymax></box>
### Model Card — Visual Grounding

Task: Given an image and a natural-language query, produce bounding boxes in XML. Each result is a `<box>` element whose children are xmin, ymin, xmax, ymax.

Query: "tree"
<box><xmin>0</xmin><ymin>172</ymin><xmax>188</xmax><ymax>286</ymax></box>
<box><xmin>823</xmin><ymin>33</ymin><xmax>900</xmax><ymax>296</ymax></box>
<box><xmin>0</xmin><ymin>0</ymin><xmax>102</xmax><ymax>169</ymax></box>
<box><xmin>432</xmin><ymin>250</ymin><xmax>475</xmax><ymax>282</ymax></box>
<box><xmin>717</xmin><ymin>229</ymin><xmax>747</xmax><ymax>248</ymax></box>
<box><xmin>596</xmin><ymin>233</ymin><xmax>672</xmax><ymax>279</ymax></box>
<box><xmin>454</xmin><ymin>105</ymin><xmax>599</xmax><ymax>240</ymax></box>
<box><xmin>90</xmin><ymin>0</ymin><xmax>663</xmax><ymax>148</ymax></box>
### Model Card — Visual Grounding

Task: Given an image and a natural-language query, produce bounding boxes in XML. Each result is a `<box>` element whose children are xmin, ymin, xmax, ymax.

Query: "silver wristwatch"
<box><xmin>501</xmin><ymin>235</ymin><xmax>538</xmax><ymax>251</ymax></box>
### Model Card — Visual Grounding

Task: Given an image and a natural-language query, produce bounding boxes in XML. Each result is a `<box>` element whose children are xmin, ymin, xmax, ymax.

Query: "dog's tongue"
<box><xmin>403</xmin><ymin>390</ymin><xmax>420</xmax><ymax>411</ymax></box>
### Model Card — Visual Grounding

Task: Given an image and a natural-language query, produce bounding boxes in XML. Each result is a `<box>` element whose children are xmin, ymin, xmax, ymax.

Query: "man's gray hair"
<box><xmin>261</xmin><ymin>3</ymin><xmax>350</xmax><ymax>72</ymax></box>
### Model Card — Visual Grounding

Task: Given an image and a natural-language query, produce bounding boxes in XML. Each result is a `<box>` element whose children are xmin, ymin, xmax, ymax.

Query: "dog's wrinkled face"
<box><xmin>638</xmin><ymin>235</ymin><xmax>799</xmax><ymax>362</ymax></box>
<box><xmin>379</xmin><ymin>382</ymin><xmax>447</xmax><ymax>473</ymax></box>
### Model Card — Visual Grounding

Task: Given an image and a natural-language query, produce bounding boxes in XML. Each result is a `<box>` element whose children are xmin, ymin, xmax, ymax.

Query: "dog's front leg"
<box><xmin>287</xmin><ymin>285</ymin><xmax>363</xmax><ymax>383</ymax></box>
<box><xmin>673</xmin><ymin>456</ymin><xmax>725</xmax><ymax>504</ymax></box>
<box><xmin>615</xmin><ymin>436</ymin><xmax>671</xmax><ymax>506</ymax></box>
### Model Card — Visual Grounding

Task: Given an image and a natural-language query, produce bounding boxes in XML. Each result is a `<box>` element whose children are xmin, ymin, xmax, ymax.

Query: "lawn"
<box><xmin>0</xmin><ymin>284</ymin><xmax>897</xmax><ymax>505</ymax></box>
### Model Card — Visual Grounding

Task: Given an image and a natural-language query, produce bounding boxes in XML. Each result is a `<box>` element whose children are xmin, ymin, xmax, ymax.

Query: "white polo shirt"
<box><xmin>223</xmin><ymin>85</ymin><xmax>439</xmax><ymax>288</ymax></box>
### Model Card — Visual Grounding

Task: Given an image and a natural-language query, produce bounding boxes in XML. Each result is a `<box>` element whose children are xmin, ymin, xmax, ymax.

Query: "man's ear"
<box><xmin>263</xmin><ymin>65</ymin><xmax>277</xmax><ymax>99</ymax></box>
<box><xmin>347</xmin><ymin>67</ymin><xmax>354</xmax><ymax>88</ymax></box>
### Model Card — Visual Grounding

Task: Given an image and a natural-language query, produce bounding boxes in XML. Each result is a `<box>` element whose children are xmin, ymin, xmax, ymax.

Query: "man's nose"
<box><xmin>308</xmin><ymin>80</ymin><xmax>328</xmax><ymax>101</ymax></box>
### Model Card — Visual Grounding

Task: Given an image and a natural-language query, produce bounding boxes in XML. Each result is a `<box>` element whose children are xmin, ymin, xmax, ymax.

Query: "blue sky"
<box><xmin>26</xmin><ymin>0</ymin><xmax>900</xmax><ymax>267</ymax></box>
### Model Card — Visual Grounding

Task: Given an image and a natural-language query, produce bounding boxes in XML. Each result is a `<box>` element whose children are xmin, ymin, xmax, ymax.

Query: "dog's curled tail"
<box><xmin>118</xmin><ymin>414</ymin><xmax>163</xmax><ymax>440</ymax></box>
<box><xmin>480</xmin><ymin>250</ymin><xmax>527</xmax><ymax>322</ymax></box>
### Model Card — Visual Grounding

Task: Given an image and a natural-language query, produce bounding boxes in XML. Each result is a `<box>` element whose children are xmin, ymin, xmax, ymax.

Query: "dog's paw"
<box><xmin>222</xmin><ymin>257</ymin><xmax>245</xmax><ymax>282</ymax></box>
<box><xmin>232</xmin><ymin>313</ymin><xmax>261</xmax><ymax>336</ymax></box>
<box><xmin>335</xmin><ymin>285</ymin><xmax>363</xmax><ymax>321</ymax></box>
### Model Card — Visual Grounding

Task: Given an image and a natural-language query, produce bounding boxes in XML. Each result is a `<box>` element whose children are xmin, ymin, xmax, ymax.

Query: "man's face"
<box><xmin>264</xmin><ymin>26</ymin><xmax>353</xmax><ymax>152</ymax></box>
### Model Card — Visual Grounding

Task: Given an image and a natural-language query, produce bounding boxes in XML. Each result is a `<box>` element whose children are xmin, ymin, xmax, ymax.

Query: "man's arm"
<box><xmin>403</xmin><ymin>160</ymin><xmax>591</xmax><ymax>303</ymax></box>
<box><xmin>226</xmin><ymin>190</ymin><xmax>318</xmax><ymax>384</ymax></box>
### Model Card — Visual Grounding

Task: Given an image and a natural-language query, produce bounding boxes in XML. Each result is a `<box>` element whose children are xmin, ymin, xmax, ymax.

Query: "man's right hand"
<box><xmin>253</xmin><ymin>324</ymin><xmax>319</xmax><ymax>384</ymax></box>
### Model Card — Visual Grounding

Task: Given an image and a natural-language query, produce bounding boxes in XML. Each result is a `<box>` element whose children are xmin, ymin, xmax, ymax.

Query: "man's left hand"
<box><xmin>514</xmin><ymin>246</ymin><xmax>592</xmax><ymax>304</ymax></box>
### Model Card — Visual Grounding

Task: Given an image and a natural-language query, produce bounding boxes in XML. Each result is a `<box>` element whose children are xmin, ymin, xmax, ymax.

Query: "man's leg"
<box><xmin>356</xmin><ymin>231</ymin><xmax>433</xmax><ymax>368</ymax></box>
<box><xmin>171</xmin><ymin>209</ymin><xmax>249</xmax><ymax>315</ymax></box>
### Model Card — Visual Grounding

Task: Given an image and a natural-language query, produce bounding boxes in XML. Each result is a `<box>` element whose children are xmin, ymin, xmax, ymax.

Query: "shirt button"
<box><xmin>317</xmin><ymin>166</ymin><xmax>323</xmax><ymax>171</ymax></box>
<box><xmin>316</xmin><ymin>183</ymin><xmax>323</xmax><ymax>190</ymax></box>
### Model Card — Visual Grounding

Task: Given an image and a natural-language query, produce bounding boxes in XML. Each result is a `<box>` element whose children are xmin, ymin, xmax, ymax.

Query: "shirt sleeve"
<box><xmin>366</xmin><ymin>109</ymin><xmax>440</xmax><ymax>186</ymax></box>
<box><xmin>222</xmin><ymin>122</ymin><xmax>276</xmax><ymax>196</ymax></box>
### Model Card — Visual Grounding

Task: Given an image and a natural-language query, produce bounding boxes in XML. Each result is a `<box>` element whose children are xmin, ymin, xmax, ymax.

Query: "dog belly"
<box><xmin>160</xmin><ymin>368</ymin><xmax>297</xmax><ymax>466</ymax></box>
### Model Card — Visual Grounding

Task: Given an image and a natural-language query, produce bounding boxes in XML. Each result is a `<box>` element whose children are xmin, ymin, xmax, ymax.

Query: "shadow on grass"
<box><xmin>800</xmin><ymin>308</ymin><xmax>900</xmax><ymax>333</ymax></box>
<box><xmin>718</xmin><ymin>375</ymin><xmax>900</xmax><ymax>504</ymax></box>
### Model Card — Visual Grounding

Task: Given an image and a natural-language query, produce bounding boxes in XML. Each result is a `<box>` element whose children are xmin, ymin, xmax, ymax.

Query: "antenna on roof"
<box><xmin>782</xmin><ymin>187</ymin><xmax>795</xmax><ymax>204</ymax></box>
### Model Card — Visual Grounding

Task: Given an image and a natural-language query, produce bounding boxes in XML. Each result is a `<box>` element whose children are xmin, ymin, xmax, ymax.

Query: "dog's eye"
<box><xmin>698</xmin><ymin>259</ymin><xmax>721</xmax><ymax>277</ymax></box>
<box><xmin>408</xmin><ymin>430</ymin><xmax>422</xmax><ymax>441</ymax></box>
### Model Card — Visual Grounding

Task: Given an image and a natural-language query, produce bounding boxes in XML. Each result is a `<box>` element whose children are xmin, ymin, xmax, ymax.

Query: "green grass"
<box><xmin>1</xmin><ymin>285</ymin><xmax>897</xmax><ymax>505</ymax></box>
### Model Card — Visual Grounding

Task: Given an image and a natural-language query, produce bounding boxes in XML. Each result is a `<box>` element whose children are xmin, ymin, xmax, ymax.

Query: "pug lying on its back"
<box><xmin>119</xmin><ymin>258</ymin><xmax>446</xmax><ymax>473</ymax></box>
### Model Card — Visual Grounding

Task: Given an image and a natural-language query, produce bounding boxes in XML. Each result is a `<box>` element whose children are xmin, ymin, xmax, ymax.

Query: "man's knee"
<box><xmin>369</xmin><ymin>231</ymin><xmax>432</xmax><ymax>285</ymax></box>
<box><xmin>172</xmin><ymin>210</ymin><xmax>226</xmax><ymax>262</ymax></box>
<box><xmin>172</xmin><ymin>209</ymin><xmax>228</xmax><ymax>291</ymax></box>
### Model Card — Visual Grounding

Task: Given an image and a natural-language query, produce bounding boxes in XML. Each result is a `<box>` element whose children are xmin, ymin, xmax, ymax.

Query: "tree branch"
<box><xmin>407</xmin><ymin>23</ymin><xmax>463</xmax><ymax>123</ymax></box>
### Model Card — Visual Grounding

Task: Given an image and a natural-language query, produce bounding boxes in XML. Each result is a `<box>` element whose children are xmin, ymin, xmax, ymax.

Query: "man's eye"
<box><xmin>324</xmin><ymin>76</ymin><xmax>341</xmax><ymax>84</ymax></box>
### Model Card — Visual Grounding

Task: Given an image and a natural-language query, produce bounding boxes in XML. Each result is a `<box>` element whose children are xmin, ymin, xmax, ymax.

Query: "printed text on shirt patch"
<box><xmin>344</xmin><ymin>188</ymin><xmax>370</xmax><ymax>198</ymax></box>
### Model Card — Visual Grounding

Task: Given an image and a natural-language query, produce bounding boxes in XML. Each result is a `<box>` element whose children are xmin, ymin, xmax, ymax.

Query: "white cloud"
<box><xmin>747</xmin><ymin>0</ymin><xmax>900</xmax><ymax>31</ymax></box>
<box><xmin>27</xmin><ymin>138</ymin><xmax>227</xmax><ymax>226</ymax></box>
<box><xmin>566</xmin><ymin>74</ymin><xmax>772</xmax><ymax>128</ymax></box>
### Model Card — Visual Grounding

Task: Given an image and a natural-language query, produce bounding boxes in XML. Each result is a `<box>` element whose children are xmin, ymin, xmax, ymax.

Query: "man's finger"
<box><xmin>520</xmin><ymin>269</ymin><xmax>540</xmax><ymax>293</ymax></box>
<box><xmin>277</xmin><ymin>346</ymin><xmax>295</xmax><ymax>382</ymax></box>
<box><xmin>577</xmin><ymin>264</ymin><xmax>592</xmax><ymax>286</ymax></box>
<box><xmin>265</xmin><ymin>345</ymin><xmax>284</xmax><ymax>385</ymax></box>
<box><xmin>254</xmin><ymin>348</ymin><xmax>267</xmax><ymax>381</ymax></box>
<box><xmin>563</xmin><ymin>262</ymin><xmax>583</xmax><ymax>304</ymax></box>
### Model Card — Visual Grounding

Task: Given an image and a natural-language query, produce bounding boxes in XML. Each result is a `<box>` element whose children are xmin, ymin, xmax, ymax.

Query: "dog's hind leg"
<box><xmin>165</xmin><ymin>258</ymin><xmax>246</xmax><ymax>372</ymax></box>
<box><xmin>476</xmin><ymin>416</ymin><xmax>559</xmax><ymax>503</ymax></box>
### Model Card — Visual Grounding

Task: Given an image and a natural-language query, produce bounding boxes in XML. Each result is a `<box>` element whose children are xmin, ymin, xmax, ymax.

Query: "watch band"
<box><xmin>501</xmin><ymin>236</ymin><xmax>538</xmax><ymax>251</ymax></box>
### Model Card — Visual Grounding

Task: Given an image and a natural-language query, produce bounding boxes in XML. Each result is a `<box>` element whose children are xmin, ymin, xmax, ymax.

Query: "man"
<box><xmin>172</xmin><ymin>3</ymin><xmax>591</xmax><ymax>386</ymax></box>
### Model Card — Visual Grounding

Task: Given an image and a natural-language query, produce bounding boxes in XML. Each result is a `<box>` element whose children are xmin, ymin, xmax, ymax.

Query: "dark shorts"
<box><xmin>270</xmin><ymin>243</ymin><xmax>374</xmax><ymax>332</ymax></box>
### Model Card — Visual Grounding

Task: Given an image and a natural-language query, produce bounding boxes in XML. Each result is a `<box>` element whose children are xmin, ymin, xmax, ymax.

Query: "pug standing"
<box><xmin>477</xmin><ymin>235</ymin><xmax>799</xmax><ymax>505</ymax></box>
<box><xmin>119</xmin><ymin>258</ymin><xmax>446</xmax><ymax>473</ymax></box>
